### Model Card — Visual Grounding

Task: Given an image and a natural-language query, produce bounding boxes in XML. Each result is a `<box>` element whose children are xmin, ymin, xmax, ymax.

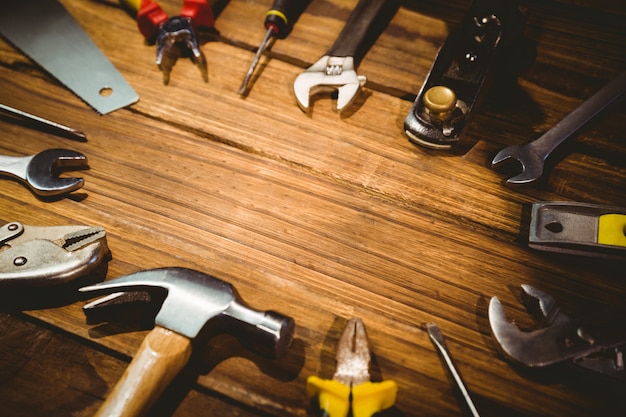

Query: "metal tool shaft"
<box><xmin>427</xmin><ymin>323</ymin><xmax>480</xmax><ymax>417</ymax></box>
<box><xmin>0</xmin><ymin>104</ymin><xmax>86</xmax><ymax>140</ymax></box>
<box><xmin>238</xmin><ymin>26</ymin><xmax>274</xmax><ymax>94</ymax></box>
<box><xmin>529</xmin><ymin>70</ymin><xmax>626</xmax><ymax>156</ymax></box>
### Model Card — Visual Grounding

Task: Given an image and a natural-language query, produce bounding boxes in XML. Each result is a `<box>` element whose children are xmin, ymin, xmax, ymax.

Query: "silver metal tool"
<box><xmin>528</xmin><ymin>201</ymin><xmax>626</xmax><ymax>260</ymax></box>
<box><xmin>80</xmin><ymin>267</ymin><xmax>295</xmax><ymax>417</ymax></box>
<box><xmin>155</xmin><ymin>16</ymin><xmax>208</xmax><ymax>85</ymax></box>
<box><xmin>0</xmin><ymin>104</ymin><xmax>86</xmax><ymax>141</ymax></box>
<box><xmin>306</xmin><ymin>317</ymin><xmax>398</xmax><ymax>417</ymax></box>
<box><xmin>405</xmin><ymin>0</ymin><xmax>526</xmax><ymax>149</ymax></box>
<box><xmin>491</xmin><ymin>70</ymin><xmax>626</xmax><ymax>185</ymax></box>
<box><xmin>133</xmin><ymin>0</ymin><xmax>214</xmax><ymax>85</ymax></box>
<box><xmin>0</xmin><ymin>221</ymin><xmax>108</xmax><ymax>288</ymax></box>
<box><xmin>489</xmin><ymin>285</ymin><xmax>626</xmax><ymax>382</ymax></box>
<box><xmin>293</xmin><ymin>0</ymin><xmax>396</xmax><ymax>112</ymax></box>
<box><xmin>0</xmin><ymin>0</ymin><xmax>139</xmax><ymax>114</ymax></box>
<box><xmin>427</xmin><ymin>323</ymin><xmax>481</xmax><ymax>417</ymax></box>
<box><xmin>0</xmin><ymin>149</ymin><xmax>87</xmax><ymax>197</ymax></box>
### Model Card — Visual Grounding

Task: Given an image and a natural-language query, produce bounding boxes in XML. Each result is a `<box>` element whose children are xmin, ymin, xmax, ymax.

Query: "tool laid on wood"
<box><xmin>0</xmin><ymin>0</ymin><xmax>139</xmax><ymax>114</ymax></box>
<box><xmin>527</xmin><ymin>201</ymin><xmax>626</xmax><ymax>260</ymax></box>
<box><xmin>307</xmin><ymin>318</ymin><xmax>397</xmax><ymax>417</ymax></box>
<box><xmin>0</xmin><ymin>104</ymin><xmax>86</xmax><ymax>141</ymax></box>
<box><xmin>427</xmin><ymin>323</ymin><xmax>481</xmax><ymax>417</ymax></box>
<box><xmin>124</xmin><ymin>0</ymin><xmax>214</xmax><ymax>85</ymax></box>
<box><xmin>238</xmin><ymin>0</ymin><xmax>303</xmax><ymax>94</ymax></box>
<box><xmin>404</xmin><ymin>0</ymin><xmax>526</xmax><ymax>149</ymax></box>
<box><xmin>489</xmin><ymin>285</ymin><xmax>626</xmax><ymax>383</ymax></box>
<box><xmin>80</xmin><ymin>267</ymin><xmax>295</xmax><ymax>417</ymax></box>
<box><xmin>293</xmin><ymin>0</ymin><xmax>398</xmax><ymax>112</ymax></box>
<box><xmin>0</xmin><ymin>149</ymin><xmax>88</xmax><ymax>197</ymax></box>
<box><xmin>0</xmin><ymin>222</ymin><xmax>108</xmax><ymax>288</ymax></box>
<box><xmin>492</xmin><ymin>70</ymin><xmax>626</xmax><ymax>185</ymax></box>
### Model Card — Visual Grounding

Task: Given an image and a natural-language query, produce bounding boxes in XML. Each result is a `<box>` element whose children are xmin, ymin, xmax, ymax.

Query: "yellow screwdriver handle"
<box><xmin>352</xmin><ymin>380</ymin><xmax>398</xmax><ymax>417</ymax></box>
<box><xmin>306</xmin><ymin>376</ymin><xmax>351</xmax><ymax>417</ymax></box>
<box><xmin>120</xmin><ymin>0</ymin><xmax>142</xmax><ymax>13</ymax></box>
<box><xmin>598</xmin><ymin>214</ymin><xmax>626</xmax><ymax>247</ymax></box>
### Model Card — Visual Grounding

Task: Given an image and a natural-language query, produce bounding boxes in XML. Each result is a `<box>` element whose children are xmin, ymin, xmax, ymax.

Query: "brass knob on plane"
<box><xmin>423</xmin><ymin>86</ymin><xmax>457</xmax><ymax>118</ymax></box>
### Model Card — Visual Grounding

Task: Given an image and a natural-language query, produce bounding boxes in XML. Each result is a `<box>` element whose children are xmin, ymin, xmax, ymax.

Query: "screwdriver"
<box><xmin>0</xmin><ymin>104</ymin><xmax>86</xmax><ymax>141</ymax></box>
<box><xmin>427</xmin><ymin>323</ymin><xmax>481</xmax><ymax>417</ymax></box>
<box><xmin>238</xmin><ymin>0</ymin><xmax>296</xmax><ymax>94</ymax></box>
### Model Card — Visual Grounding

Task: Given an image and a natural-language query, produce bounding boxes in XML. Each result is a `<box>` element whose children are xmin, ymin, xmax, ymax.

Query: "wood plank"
<box><xmin>0</xmin><ymin>0</ymin><xmax>625</xmax><ymax>416</ymax></box>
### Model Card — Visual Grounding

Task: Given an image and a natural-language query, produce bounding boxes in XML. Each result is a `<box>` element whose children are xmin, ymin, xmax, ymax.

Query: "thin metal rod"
<box><xmin>427</xmin><ymin>323</ymin><xmax>481</xmax><ymax>417</ymax></box>
<box><xmin>0</xmin><ymin>103</ymin><xmax>86</xmax><ymax>140</ymax></box>
<box><xmin>238</xmin><ymin>27</ymin><xmax>274</xmax><ymax>95</ymax></box>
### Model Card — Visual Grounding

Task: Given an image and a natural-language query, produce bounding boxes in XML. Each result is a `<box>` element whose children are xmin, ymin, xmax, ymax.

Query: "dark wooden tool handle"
<box><xmin>94</xmin><ymin>326</ymin><xmax>193</xmax><ymax>417</ymax></box>
<box><xmin>326</xmin><ymin>0</ymin><xmax>390</xmax><ymax>57</ymax></box>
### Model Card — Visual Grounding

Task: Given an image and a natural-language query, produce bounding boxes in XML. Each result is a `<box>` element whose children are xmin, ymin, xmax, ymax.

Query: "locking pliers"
<box><xmin>0</xmin><ymin>221</ymin><xmax>109</xmax><ymax>288</ymax></box>
<box><xmin>489</xmin><ymin>284</ymin><xmax>626</xmax><ymax>383</ymax></box>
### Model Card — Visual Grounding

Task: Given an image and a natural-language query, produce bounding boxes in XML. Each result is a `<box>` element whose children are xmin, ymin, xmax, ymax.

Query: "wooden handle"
<box><xmin>94</xmin><ymin>326</ymin><xmax>193</xmax><ymax>417</ymax></box>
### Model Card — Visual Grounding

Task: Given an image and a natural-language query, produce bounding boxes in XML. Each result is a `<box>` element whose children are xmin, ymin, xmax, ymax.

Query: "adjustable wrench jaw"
<box><xmin>489</xmin><ymin>285</ymin><xmax>626</xmax><ymax>381</ymax></box>
<box><xmin>293</xmin><ymin>55</ymin><xmax>367</xmax><ymax>112</ymax></box>
<box><xmin>0</xmin><ymin>222</ymin><xmax>108</xmax><ymax>288</ymax></box>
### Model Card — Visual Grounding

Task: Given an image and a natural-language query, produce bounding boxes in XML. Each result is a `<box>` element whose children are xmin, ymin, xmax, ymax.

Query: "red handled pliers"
<box><xmin>131</xmin><ymin>0</ymin><xmax>214</xmax><ymax>84</ymax></box>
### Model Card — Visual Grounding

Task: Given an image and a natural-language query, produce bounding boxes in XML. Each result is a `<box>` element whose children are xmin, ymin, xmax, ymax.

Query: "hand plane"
<box><xmin>404</xmin><ymin>0</ymin><xmax>527</xmax><ymax>149</ymax></box>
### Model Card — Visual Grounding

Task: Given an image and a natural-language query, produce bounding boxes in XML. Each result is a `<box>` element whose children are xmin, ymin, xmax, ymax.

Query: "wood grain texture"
<box><xmin>0</xmin><ymin>0</ymin><xmax>625</xmax><ymax>416</ymax></box>
<box><xmin>93</xmin><ymin>326</ymin><xmax>192</xmax><ymax>417</ymax></box>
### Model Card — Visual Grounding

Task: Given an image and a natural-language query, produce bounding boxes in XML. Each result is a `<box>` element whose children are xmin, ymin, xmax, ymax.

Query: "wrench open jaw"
<box><xmin>491</xmin><ymin>70</ymin><xmax>626</xmax><ymax>186</ymax></box>
<box><xmin>489</xmin><ymin>285</ymin><xmax>626</xmax><ymax>382</ymax></box>
<box><xmin>293</xmin><ymin>56</ymin><xmax>367</xmax><ymax>112</ymax></box>
<box><xmin>0</xmin><ymin>148</ymin><xmax>87</xmax><ymax>197</ymax></box>
<box><xmin>490</xmin><ymin>143</ymin><xmax>545</xmax><ymax>186</ymax></box>
<box><xmin>293</xmin><ymin>0</ymin><xmax>395</xmax><ymax>113</ymax></box>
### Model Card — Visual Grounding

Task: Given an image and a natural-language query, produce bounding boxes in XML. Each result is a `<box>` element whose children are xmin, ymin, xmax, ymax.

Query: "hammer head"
<box><xmin>80</xmin><ymin>267</ymin><xmax>295</xmax><ymax>358</ymax></box>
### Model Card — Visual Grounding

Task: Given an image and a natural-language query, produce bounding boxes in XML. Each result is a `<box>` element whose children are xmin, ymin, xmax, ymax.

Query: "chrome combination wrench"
<box><xmin>491</xmin><ymin>70</ymin><xmax>626</xmax><ymax>186</ymax></box>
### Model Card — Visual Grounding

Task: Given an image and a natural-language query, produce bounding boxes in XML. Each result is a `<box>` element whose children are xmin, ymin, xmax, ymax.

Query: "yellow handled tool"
<box><xmin>306</xmin><ymin>318</ymin><xmax>397</xmax><ymax>417</ymax></box>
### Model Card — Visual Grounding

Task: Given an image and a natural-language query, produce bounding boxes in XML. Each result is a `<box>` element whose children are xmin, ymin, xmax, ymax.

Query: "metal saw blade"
<box><xmin>0</xmin><ymin>0</ymin><xmax>139</xmax><ymax>114</ymax></box>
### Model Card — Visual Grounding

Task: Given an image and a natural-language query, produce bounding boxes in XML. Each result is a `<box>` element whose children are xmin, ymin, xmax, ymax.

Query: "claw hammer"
<box><xmin>80</xmin><ymin>267</ymin><xmax>295</xmax><ymax>417</ymax></box>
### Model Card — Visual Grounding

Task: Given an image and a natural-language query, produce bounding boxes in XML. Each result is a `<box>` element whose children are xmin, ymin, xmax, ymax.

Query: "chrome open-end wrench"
<box><xmin>0</xmin><ymin>149</ymin><xmax>87</xmax><ymax>197</ymax></box>
<box><xmin>491</xmin><ymin>70</ymin><xmax>626</xmax><ymax>186</ymax></box>
<box><xmin>293</xmin><ymin>0</ymin><xmax>397</xmax><ymax>112</ymax></box>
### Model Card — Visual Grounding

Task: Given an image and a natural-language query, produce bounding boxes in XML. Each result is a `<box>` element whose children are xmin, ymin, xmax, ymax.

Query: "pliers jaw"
<box><xmin>0</xmin><ymin>222</ymin><xmax>109</xmax><ymax>288</ymax></box>
<box><xmin>155</xmin><ymin>16</ymin><xmax>207</xmax><ymax>85</ymax></box>
<box><xmin>137</xmin><ymin>0</ymin><xmax>214</xmax><ymax>85</ymax></box>
<box><xmin>307</xmin><ymin>318</ymin><xmax>398</xmax><ymax>417</ymax></box>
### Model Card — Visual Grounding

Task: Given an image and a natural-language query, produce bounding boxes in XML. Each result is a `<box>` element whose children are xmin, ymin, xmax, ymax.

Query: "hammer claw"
<box><xmin>81</xmin><ymin>267</ymin><xmax>295</xmax><ymax>417</ymax></box>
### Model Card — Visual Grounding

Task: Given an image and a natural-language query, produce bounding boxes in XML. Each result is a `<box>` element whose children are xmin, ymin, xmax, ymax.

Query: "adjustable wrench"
<box><xmin>293</xmin><ymin>0</ymin><xmax>396</xmax><ymax>112</ymax></box>
<box><xmin>491</xmin><ymin>70</ymin><xmax>626</xmax><ymax>186</ymax></box>
<box><xmin>0</xmin><ymin>149</ymin><xmax>87</xmax><ymax>197</ymax></box>
<box><xmin>489</xmin><ymin>285</ymin><xmax>626</xmax><ymax>383</ymax></box>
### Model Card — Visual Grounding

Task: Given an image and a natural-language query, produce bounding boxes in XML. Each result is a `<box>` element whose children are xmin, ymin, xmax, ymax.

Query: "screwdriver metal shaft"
<box><xmin>427</xmin><ymin>323</ymin><xmax>481</xmax><ymax>417</ymax></box>
<box><xmin>238</xmin><ymin>26</ymin><xmax>274</xmax><ymax>94</ymax></box>
<box><xmin>238</xmin><ymin>0</ymin><xmax>296</xmax><ymax>94</ymax></box>
<box><xmin>0</xmin><ymin>103</ymin><xmax>86</xmax><ymax>140</ymax></box>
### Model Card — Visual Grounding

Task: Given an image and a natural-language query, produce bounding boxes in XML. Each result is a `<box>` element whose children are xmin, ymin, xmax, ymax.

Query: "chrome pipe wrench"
<box><xmin>490</xmin><ymin>285</ymin><xmax>626</xmax><ymax>383</ymax></box>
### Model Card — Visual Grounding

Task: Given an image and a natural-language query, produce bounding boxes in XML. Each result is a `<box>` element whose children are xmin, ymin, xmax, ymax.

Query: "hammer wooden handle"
<box><xmin>94</xmin><ymin>325</ymin><xmax>192</xmax><ymax>417</ymax></box>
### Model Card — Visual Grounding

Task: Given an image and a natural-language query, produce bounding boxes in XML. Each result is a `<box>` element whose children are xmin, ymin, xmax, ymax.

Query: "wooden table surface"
<box><xmin>1</xmin><ymin>0</ymin><xmax>625</xmax><ymax>416</ymax></box>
